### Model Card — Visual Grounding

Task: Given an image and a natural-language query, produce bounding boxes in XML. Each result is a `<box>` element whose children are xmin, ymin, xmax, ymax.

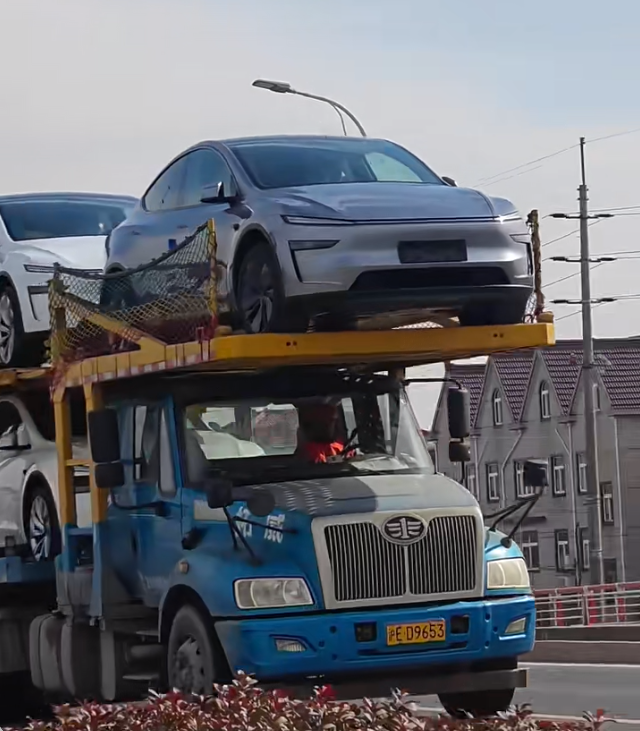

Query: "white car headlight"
<box><xmin>234</xmin><ymin>578</ymin><xmax>313</xmax><ymax>610</ymax></box>
<box><xmin>487</xmin><ymin>558</ymin><xmax>530</xmax><ymax>590</ymax></box>
<box><xmin>281</xmin><ymin>215</ymin><xmax>353</xmax><ymax>226</ymax></box>
<box><xmin>23</xmin><ymin>264</ymin><xmax>57</xmax><ymax>274</ymax></box>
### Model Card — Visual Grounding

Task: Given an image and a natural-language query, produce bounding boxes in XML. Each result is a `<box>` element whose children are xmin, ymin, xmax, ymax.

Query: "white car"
<box><xmin>0</xmin><ymin>389</ymin><xmax>91</xmax><ymax>562</ymax></box>
<box><xmin>0</xmin><ymin>191</ymin><xmax>137</xmax><ymax>367</ymax></box>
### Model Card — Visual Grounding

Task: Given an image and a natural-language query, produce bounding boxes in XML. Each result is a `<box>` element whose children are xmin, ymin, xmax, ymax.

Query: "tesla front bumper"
<box><xmin>278</xmin><ymin>218</ymin><xmax>533</xmax><ymax>319</ymax></box>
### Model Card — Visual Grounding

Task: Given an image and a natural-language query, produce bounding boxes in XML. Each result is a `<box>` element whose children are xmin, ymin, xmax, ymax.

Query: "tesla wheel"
<box><xmin>236</xmin><ymin>242</ymin><xmax>308</xmax><ymax>333</ymax></box>
<box><xmin>438</xmin><ymin>688</ymin><xmax>515</xmax><ymax>718</ymax></box>
<box><xmin>167</xmin><ymin>605</ymin><xmax>218</xmax><ymax>696</ymax></box>
<box><xmin>0</xmin><ymin>283</ymin><xmax>43</xmax><ymax>368</ymax></box>
<box><xmin>24</xmin><ymin>483</ymin><xmax>62</xmax><ymax>563</ymax></box>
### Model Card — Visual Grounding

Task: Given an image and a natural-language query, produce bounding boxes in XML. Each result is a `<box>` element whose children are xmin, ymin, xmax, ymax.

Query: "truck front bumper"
<box><xmin>215</xmin><ymin>595</ymin><xmax>534</xmax><ymax>697</ymax></box>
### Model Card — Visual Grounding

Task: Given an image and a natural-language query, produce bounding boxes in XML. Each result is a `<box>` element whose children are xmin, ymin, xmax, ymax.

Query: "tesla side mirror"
<box><xmin>200</xmin><ymin>182</ymin><xmax>238</xmax><ymax>204</ymax></box>
<box><xmin>524</xmin><ymin>459</ymin><xmax>548</xmax><ymax>489</ymax></box>
<box><xmin>0</xmin><ymin>426</ymin><xmax>29</xmax><ymax>452</ymax></box>
<box><xmin>442</xmin><ymin>176</ymin><xmax>457</xmax><ymax>187</ymax></box>
<box><xmin>447</xmin><ymin>387</ymin><xmax>470</xmax><ymax>439</ymax></box>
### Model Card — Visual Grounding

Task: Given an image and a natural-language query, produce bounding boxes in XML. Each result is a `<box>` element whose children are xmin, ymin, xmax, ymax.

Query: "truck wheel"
<box><xmin>438</xmin><ymin>688</ymin><xmax>515</xmax><ymax>718</ymax></box>
<box><xmin>167</xmin><ymin>605</ymin><xmax>217</xmax><ymax>696</ymax></box>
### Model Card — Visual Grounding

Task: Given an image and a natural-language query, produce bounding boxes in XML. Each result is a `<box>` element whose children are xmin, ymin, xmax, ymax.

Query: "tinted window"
<box><xmin>181</xmin><ymin>149</ymin><xmax>236</xmax><ymax>207</ymax></box>
<box><xmin>143</xmin><ymin>157</ymin><xmax>188</xmax><ymax>212</ymax></box>
<box><xmin>230</xmin><ymin>139</ymin><xmax>443</xmax><ymax>189</ymax></box>
<box><xmin>0</xmin><ymin>199</ymin><xmax>135</xmax><ymax>241</ymax></box>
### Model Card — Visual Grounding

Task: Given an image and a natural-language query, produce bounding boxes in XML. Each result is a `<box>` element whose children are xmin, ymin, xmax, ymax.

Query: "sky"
<box><xmin>2</xmin><ymin>0</ymin><xmax>640</xmax><ymax>428</ymax></box>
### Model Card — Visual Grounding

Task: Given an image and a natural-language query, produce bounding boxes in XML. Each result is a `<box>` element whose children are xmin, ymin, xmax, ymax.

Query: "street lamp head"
<box><xmin>252</xmin><ymin>79</ymin><xmax>292</xmax><ymax>94</ymax></box>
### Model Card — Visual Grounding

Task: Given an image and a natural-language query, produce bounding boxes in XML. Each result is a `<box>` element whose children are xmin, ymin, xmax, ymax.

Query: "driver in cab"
<box><xmin>295</xmin><ymin>401</ymin><xmax>354</xmax><ymax>464</ymax></box>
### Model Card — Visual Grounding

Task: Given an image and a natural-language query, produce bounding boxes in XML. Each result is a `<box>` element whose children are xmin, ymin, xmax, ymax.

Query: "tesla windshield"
<box><xmin>229</xmin><ymin>138</ymin><xmax>444</xmax><ymax>189</ymax></box>
<box><xmin>181</xmin><ymin>386</ymin><xmax>434</xmax><ymax>487</ymax></box>
<box><xmin>0</xmin><ymin>198</ymin><xmax>136</xmax><ymax>241</ymax></box>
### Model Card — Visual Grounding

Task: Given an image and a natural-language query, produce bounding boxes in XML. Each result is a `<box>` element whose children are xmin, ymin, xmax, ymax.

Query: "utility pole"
<box><xmin>550</xmin><ymin>138</ymin><xmax>612</xmax><ymax>584</ymax></box>
<box><xmin>577</xmin><ymin>137</ymin><xmax>604</xmax><ymax>586</ymax></box>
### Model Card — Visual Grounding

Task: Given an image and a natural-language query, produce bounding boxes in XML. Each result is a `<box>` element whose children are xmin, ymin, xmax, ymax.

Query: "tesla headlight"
<box><xmin>281</xmin><ymin>215</ymin><xmax>353</xmax><ymax>226</ymax></box>
<box><xmin>487</xmin><ymin>558</ymin><xmax>530</xmax><ymax>590</ymax></box>
<box><xmin>234</xmin><ymin>578</ymin><xmax>313</xmax><ymax>610</ymax></box>
<box><xmin>23</xmin><ymin>264</ymin><xmax>56</xmax><ymax>274</ymax></box>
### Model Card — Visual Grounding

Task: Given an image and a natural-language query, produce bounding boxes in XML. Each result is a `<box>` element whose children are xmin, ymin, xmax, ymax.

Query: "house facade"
<box><xmin>431</xmin><ymin>339</ymin><xmax>640</xmax><ymax>589</ymax></box>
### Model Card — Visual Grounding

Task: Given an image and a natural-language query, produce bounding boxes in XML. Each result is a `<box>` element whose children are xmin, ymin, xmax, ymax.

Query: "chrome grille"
<box><xmin>324</xmin><ymin>515</ymin><xmax>478</xmax><ymax>603</ymax></box>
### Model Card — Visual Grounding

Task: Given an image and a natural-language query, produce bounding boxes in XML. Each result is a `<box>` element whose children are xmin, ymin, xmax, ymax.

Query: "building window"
<box><xmin>594</xmin><ymin>384</ymin><xmax>601</xmax><ymax>412</ymax></box>
<box><xmin>550</xmin><ymin>455</ymin><xmax>566</xmax><ymax>496</ymax></box>
<box><xmin>600</xmin><ymin>481</ymin><xmax>614</xmax><ymax>524</ymax></box>
<box><xmin>540</xmin><ymin>381</ymin><xmax>551</xmax><ymax>420</ymax></box>
<box><xmin>465</xmin><ymin>464</ymin><xmax>478</xmax><ymax>498</ymax></box>
<box><xmin>521</xmin><ymin>530</ymin><xmax>540</xmax><ymax>570</ymax></box>
<box><xmin>486</xmin><ymin>463</ymin><xmax>500</xmax><ymax>502</ymax></box>
<box><xmin>578</xmin><ymin>526</ymin><xmax>590</xmax><ymax>571</ymax></box>
<box><xmin>555</xmin><ymin>529</ymin><xmax>571</xmax><ymax>572</ymax></box>
<box><xmin>514</xmin><ymin>460</ymin><xmax>534</xmax><ymax>498</ymax></box>
<box><xmin>575</xmin><ymin>453</ymin><xmax>587</xmax><ymax>494</ymax></box>
<box><xmin>492</xmin><ymin>390</ymin><xmax>503</xmax><ymax>426</ymax></box>
<box><xmin>427</xmin><ymin>445</ymin><xmax>438</xmax><ymax>472</ymax></box>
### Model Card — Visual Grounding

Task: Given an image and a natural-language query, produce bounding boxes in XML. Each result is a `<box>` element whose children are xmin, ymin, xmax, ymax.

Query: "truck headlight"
<box><xmin>487</xmin><ymin>558</ymin><xmax>530</xmax><ymax>590</ymax></box>
<box><xmin>234</xmin><ymin>578</ymin><xmax>313</xmax><ymax>610</ymax></box>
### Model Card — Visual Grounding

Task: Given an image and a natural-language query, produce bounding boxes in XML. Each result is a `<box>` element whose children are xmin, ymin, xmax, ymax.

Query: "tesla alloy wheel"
<box><xmin>24</xmin><ymin>484</ymin><xmax>61</xmax><ymax>562</ymax></box>
<box><xmin>0</xmin><ymin>288</ymin><xmax>18</xmax><ymax>367</ymax></box>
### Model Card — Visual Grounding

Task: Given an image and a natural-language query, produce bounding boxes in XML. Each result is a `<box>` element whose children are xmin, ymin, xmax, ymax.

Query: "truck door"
<box><xmin>128</xmin><ymin>400</ymin><xmax>183</xmax><ymax>606</ymax></box>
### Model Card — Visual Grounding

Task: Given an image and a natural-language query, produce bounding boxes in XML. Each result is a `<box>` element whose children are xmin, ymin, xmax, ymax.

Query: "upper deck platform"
<box><xmin>58</xmin><ymin>322</ymin><xmax>555</xmax><ymax>388</ymax></box>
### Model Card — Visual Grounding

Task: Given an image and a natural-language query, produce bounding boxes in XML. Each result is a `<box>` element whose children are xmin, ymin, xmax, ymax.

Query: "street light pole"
<box><xmin>252</xmin><ymin>79</ymin><xmax>367</xmax><ymax>137</ymax></box>
<box><xmin>577</xmin><ymin>136</ymin><xmax>604</xmax><ymax>586</ymax></box>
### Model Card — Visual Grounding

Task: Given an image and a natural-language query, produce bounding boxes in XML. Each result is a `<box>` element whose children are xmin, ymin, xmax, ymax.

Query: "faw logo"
<box><xmin>381</xmin><ymin>515</ymin><xmax>426</xmax><ymax>545</ymax></box>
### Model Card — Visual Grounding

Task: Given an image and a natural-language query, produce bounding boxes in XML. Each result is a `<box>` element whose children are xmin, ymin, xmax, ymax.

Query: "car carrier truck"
<box><xmin>0</xmin><ymin>221</ymin><xmax>553</xmax><ymax>718</ymax></box>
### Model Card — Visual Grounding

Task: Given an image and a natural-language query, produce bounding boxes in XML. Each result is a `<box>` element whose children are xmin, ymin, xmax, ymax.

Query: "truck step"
<box><xmin>135</xmin><ymin>629</ymin><xmax>159</xmax><ymax>639</ymax></box>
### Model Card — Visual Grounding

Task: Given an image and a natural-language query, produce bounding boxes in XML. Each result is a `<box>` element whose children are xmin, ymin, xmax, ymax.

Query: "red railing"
<box><xmin>534</xmin><ymin>582</ymin><xmax>640</xmax><ymax>627</ymax></box>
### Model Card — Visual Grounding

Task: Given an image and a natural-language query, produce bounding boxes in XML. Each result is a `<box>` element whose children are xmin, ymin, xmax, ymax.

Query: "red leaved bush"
<box><xmin>13</xmin><ymin>673</ymin><xmax>608</xmax><ymax>731</ymax></box>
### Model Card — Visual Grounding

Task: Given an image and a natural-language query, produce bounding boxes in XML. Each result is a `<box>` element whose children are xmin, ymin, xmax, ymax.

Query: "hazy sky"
<box><xmin>2</xmin><ymin>0</ymin><xmax>639</xmax><ymax>427</ymax></box>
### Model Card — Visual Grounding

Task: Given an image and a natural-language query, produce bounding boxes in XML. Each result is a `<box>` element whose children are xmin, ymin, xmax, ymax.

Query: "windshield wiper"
<box><xmin>484</xmin><ymin>491</ymin><xmax>542</xmax><ymax>548</ymax></box>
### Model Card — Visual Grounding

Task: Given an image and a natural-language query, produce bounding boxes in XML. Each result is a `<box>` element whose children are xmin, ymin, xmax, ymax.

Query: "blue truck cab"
<box><xmin>25</xmin><ymin>363</ymin><xmax>541</xmax><ymax>716</ymax></box>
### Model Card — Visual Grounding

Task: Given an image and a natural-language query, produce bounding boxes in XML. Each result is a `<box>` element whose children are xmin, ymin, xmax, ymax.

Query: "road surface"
<box><xmin>417</xmin><ymin>662</ymin><xmax>640</xmax><ymax>726</ymax></box>
<box><xmin>1</xmin><ymin>663</ymin><xmax>640</xmax><ymax>728</ymax></box>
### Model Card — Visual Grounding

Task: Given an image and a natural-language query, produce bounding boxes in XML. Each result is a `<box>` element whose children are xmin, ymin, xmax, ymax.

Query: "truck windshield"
<box><xmin>181</xmin><ymin>386</ymin><xmax>434</xmax><ymax>487</ymax></box>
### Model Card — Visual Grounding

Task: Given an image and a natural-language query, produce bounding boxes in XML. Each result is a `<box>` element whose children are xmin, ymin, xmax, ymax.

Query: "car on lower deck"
<box><xmin>104</xmin><ymin>135</ymin><xmax>534</xmax><ymax>333</ymax></box>
<box><xmin>0</xmin><ymin>191</ymin><xmax>137</xmax><ymax>367</ymax></box>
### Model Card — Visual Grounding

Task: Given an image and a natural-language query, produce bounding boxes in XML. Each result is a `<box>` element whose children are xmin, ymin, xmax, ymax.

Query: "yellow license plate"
<box><xmin>386</xmin><ymin>620</ymin><xmax>446</xmax><ymax>646</ymax></box>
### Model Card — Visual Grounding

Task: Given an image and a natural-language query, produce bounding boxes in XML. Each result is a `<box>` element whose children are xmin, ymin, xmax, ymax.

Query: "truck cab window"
<box><xmin>133</xmin><ymin>405</ymin><xmax>160</xmax><ymax>483</ymax></box>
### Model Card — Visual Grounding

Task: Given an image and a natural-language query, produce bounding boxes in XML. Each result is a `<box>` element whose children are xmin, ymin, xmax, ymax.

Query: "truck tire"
<box><xmin>438</xmin><ymin>688</ymin><xmax>515</xmax><ymax>718</ymax></box>
<box><xmin>166</xmin><ymin>605</ymin><xmax>218</xmax><ymax>696</ymax></box>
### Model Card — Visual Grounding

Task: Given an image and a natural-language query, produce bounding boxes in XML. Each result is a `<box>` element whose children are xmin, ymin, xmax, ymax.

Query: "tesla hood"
<box><xmin>21</xmin><ymin>235</ymin><xmax>107</xmax><ymax>270</ymax></box>
<box><xmin>273</xmin><ymin>183</ymin><xmax>499</xmax><ymax>222</ymax></box>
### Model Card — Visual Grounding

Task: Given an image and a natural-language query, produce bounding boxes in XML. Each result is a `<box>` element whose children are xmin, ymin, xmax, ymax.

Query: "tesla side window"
<box><xmin>181</xmin><ymin>149</ymin><xmax>237</xmax><ymax>208</ymax></box>
<box><xmin>143</xmin><ymin>157</ymin><xmax>188</xmax><ymax>213</ymax></box>
<box><xmin>0</xmin><ymin>401</ymin><xmax>22</xmax><ymax>438</ymax></box>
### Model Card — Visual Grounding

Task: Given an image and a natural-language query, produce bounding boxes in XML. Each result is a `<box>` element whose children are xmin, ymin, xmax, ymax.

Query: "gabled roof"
<box><xmin>493</xmin><ymin>350</ymin><xmax>535</xmax><ymax>421</ymax></box>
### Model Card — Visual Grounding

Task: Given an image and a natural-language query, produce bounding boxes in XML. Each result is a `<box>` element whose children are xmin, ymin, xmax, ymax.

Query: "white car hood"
<box><xmin>23</xmin><ymin>235</ymin><xmax>107</xmax><ymax>270</ymax></box>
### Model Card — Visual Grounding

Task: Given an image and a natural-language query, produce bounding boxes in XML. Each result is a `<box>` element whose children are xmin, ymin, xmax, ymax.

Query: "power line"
<box><xmin>542</xmin><ymin>219</ymin><xmax>603</xmax><ymax>248</ymax></box>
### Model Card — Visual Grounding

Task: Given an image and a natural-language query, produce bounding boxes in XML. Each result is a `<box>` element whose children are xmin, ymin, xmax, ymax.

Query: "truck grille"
<box><xmin>324</xmin><ymin>515</ymin><xmax>478</xmax><ymax>604</ymax></box>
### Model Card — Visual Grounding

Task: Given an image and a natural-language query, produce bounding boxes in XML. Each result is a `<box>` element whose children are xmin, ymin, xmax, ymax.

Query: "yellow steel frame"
<box><xmin>61</xmin><ymin>322</ymin><xmax>555</xmax><ymax>383</ymax></box>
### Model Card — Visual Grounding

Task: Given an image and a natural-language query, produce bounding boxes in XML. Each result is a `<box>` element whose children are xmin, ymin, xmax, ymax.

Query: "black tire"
<box><xmin>235</xmin><ymin>241</ymin><xmax>308</xmax><ymax>333</ymax></box>
<box><xmin>438</xmin><ymin>688</ymin><xmax>516</xmax><ymax>718</ymax></box>
<box><xmin>23</xmin><ymin>483</ymin><xmax>62</xmax><ymax>563</ymax></box>
<box><xmin>167</xmin><ymin>605</ymin><xmax>218</xmax><ymax>696</ymax></box>
<box><xmin>0</xmin><ymin>282</ymin><xmax>43</xmax><ymax>367</ymax></box>
<box><xmin>459</xmin><ymin>299</ymin><xmax>525</xmax><ymax>327</ymax></box>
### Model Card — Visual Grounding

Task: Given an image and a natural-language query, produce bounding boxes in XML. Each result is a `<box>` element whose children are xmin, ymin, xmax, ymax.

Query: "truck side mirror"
<box><xmin>448</xmin><ymin>387</ymin><xmax>470</xmax><ymax>439</ymax></box>
<box><xmin>449</xmin><ymin>441</ymin><xmax>470</xmax><ymax>463</ymax></box>
<box><xmin>88</xmin><ymin>409</ymin><xmax>121</xmax><ymax>463</ymax></box>
<box><xmin>204</xmin><ymin>476</ymin><xmax>234</xmax><ymax>509</ymax></box>
<box><xmin>95</xmin><ymin>462</ymin><xmax>125</xmax><ymax>490</ymax></box>
<box><xmin>524</xmin><ymin>459</ymin><xmax>548</xmax><ymax>489</ymax></box>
